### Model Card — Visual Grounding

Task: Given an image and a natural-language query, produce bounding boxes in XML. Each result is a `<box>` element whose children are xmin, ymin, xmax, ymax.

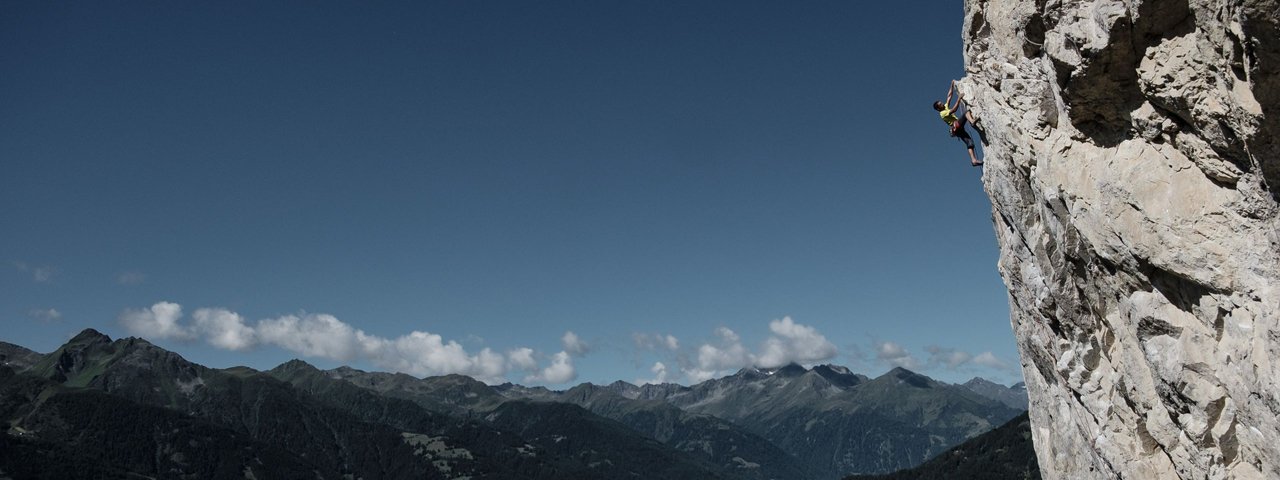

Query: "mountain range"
<box><xmin>0</xmin><ymin>330</ymin><xmax>1027</xmax><ymax>479</ymax></box>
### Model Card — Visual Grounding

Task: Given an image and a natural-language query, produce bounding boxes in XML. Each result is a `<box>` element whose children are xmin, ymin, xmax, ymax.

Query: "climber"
<box><xmin>934</xmin><ymin>81</ymin><xmax>983</xmax><ymax>167</ymax></box>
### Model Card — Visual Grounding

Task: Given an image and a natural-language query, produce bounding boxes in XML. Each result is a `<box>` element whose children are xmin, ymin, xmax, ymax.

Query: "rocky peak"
<box><xmin>875</xmin><ymin>367</ymin><xmax>937</xmax><ymax>389</ymax></box>
<box><xmin>961</xmin><ymin>0</ymin><xmax>1280</xmax><ymax>478</ymax></box>
<box><xmin>635</xmin><ymin>381</ymin><xmax>689</xmax><ymax>400</ymax></box>
<box><xmin>328</xmin><ymin>365</ymin><xmax>362</xmax><ymax>376</ymax></box>
<box><xmin>766</xmin><ymin>363</ymin><xmax>808</xmax><ymax>377</ymax></box>
<box><xmin>811</xmin><ymin>363</ymin><xmax>868</xmax><ymax>388</ymax></box>
<box><xmin>814</xmin><ymin>363</ymin><xmax>851</xmax><ymax>375</ymax></box>
<box><xmin>268</xmin><ymin>358</ymin><xmax>322</xmax><ymax>380</ymax></box>
<box><xmin>604</xmin><ymin>380</ymin><xmax>641</xmax><ymax>399</ymax></box>
<box><xmin>34</xmin><ymin>329</ymin><xmax>117</xmax><ymax>383</ymax></box>
<box><xmin>68</xmin><ymin>328</ymin><xmax>111</xmax><ymax>346</ymax></box>
<box><xmin>429</xmin><ymin>373</ymin><xmax>488</xmax><ymax>386</ymax></box>
<box><xmin>561</xmin><ymin>383</ymin><xmax>609</xmax><ymax>404</ymax></box>
<box><xmin>962</xmin><ymin>378</ymin><xmax>1008</xmax><ymax>391</ymax></box>
<box><xmin>728</xmin><ymin>366</ymin><xmax>769</xmax><ymax>381</ymax></box>
<box><xmin>493</xmin><ymin>382</ymin><xmax>557</xmax><ymax>400</ymax></box>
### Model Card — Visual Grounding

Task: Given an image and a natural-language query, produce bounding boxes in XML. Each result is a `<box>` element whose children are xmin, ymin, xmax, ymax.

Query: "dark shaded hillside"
<box><xmin>843</xmin><ymin>412</ymin><xmax>1040</xmax><ymax>480</ymax></box>
<box><xmin>272</xmin><ymin>360</ymin><xmax>733</xmax><ymax>479</ymax></box>
<box><xmin>0</xmin><ymin>366</ymin><xmax>330</xmax><ymax>479</ymax></box>
<box><xmin>1</xmin><ymin>331</ymin><xmax>1029</xmax><ymax>480</ymax></box>
<box><xmin>327</xmin><ymin>367</ymin><xmax>507</xmax><ymax>414</ymax></box>
<box><xmin>0</xmin><ymin>331</ymin><xmax>735</xmax><ymax>480</ymax></box>
<box><xmin>0</xmin><ymin>342</ymin><xmax>41</xmax><ymax>371</ymax></box>
<box><xmin>19</xmin><ymin>332</ymin><xmax>441</xmax><ymax>478</ymax></box>
<box><xmin>486</xmin><ymin>400</ymin><xmax>728</xmax><ymax>480</ymax></box>
<box><xmin>330</xmin><ymin>364</ymin><xmax>807</xmax><ymax>479</ymax></box>
<box><xmin>328</xmin><ymin>361</ymin><xmax>1026</xmax><ymax>479</ymax></box>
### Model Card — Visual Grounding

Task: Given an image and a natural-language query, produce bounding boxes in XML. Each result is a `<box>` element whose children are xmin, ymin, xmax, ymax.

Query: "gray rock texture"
<box><xmin>958</xmin><ymin>0</ymin><xmax>1280</xmax><ymax>478</ymax></box>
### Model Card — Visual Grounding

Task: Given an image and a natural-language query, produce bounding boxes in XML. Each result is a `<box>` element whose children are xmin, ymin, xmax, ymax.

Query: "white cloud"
<box><xmin>561</xmin><ymin>331</ymin><xmax>590</xmax><ymax>356</ymax></box>
<box><xmin>875</xmin><ymin>342</ymin><xmax>1016</xmax><ymax>376</ymax></box>
<box><xmin>756</xmin><ymin>316</ymin><xmax>837</xmax><ymax>368</ymax></box>
<box><xmin>116</xmin><ymin>271</ymin><xmax>146</xmax><ymax>285</ymax></box>
<box><xmin>684</xmin><ymin>367</ymin><xmax>718</xmax><ymax>384</ymax></box>
<box><xmin>972</xmin><ymin>351</ymin><xmax>1012</xmax><ymax>370</ymax></box>
<box><xmin>257</xmin><ymin>314</ymin><xmax>363</xmax><ymax>361</ymax></box>
<box><xmin>924</xmin><ymin>345</ymin><xmax>974</xmax><ymax>369</ymax></box>
<box><xmin>696</xmin><ymin>327</ymin><xmax>753</xmax><ymax>368</ymax></box>
<box><xmin>527</xmin><ymin>351</ymin><xmax>576</xmax><ymax>384</ymax></box>
<box><xmin>683</xmin><ymin>327</ymin><xmax>753</xmax><ymax>383</ymax></box>
<box><xmin>507</xmin><ymin>347</ymin><xmax>538</xmax><ymax>371</ymax></box>
<box><xmin>875</xmin><ymin>341</ymin><xmax>923</xmax><ymax>370</ymax></box>
<box><xmin>118</xmin><ymin>301</ymin><xmax>571</xmax><ymax>385</ymax></box>
<box><xmin>366</xmin><ymin>331</ymin><xmax>507</xmax><ymax>381</ymax></box>
<box><xmin>28</xmin><ymin>308</ymin><xmax>62</xmax><ymax>322</ymax></box>
<box><xmin>633</xmin><ymin>332</ymin><xmax>680</xmax><ymax>351</ymax></box>
<box><xmin>638</xmin><ymin>361</ymin><xmax>669</xmax><ymax>385</ymax></box>
<box><xmin>193</xmin><ymin>308</ymin><xmax>256</xmax><ymax>351</ymax></box>
<box><xmin>474</xmin><ymin>349</ymin><xmax>507</xmax><ymax>380</ymax></box>
<box><xmin>681</xmin><ymin>318</ymin><xmax>839</xmax><ymax>383</ymax></box>
<box><xmin>119</xmin><ymin>301</ymin><xmax>193</xmax><ymax>341</ymax></box>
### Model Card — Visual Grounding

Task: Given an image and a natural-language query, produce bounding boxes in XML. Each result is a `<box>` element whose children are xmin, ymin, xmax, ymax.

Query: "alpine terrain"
<box><xmin>0</xmin><ymin>330</ymin><xmax>1024</xmax><ymax>479</ymax></box>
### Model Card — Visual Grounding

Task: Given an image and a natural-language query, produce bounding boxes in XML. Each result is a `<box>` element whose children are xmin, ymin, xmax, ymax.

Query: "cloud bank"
<box><xmin>633</xmin><ymin>332</ymin><xmax>680</xmax><ymax>351</ymax></box>
<box><xmin>650</xmin><ymin>318</ymin><xmax>1012</xmax><ymax>385</ymax></box>
<box><xmin>875</xmin><ymin>341</ymin><xmax>1015</xmax><ymax>375</ymax></box>
<box><xmin>120</xmin><ymin>302</ymin><xmax>193</xmax><ymax>341</ymax></box>
<box><xmin>561</xmin><ymin>331</ymin><xmax>590</xmax><ymax>356</ymax></box>
<box><xmin>638</xmin><ymin>361</ymin><xmax>669</xmax><ymax>385</ymax></box>
<box><xmin>527</xmin><ymin>351</ymin><xmax>576</xmax><ymax>384</ymax></box>
<box><xmin>28</xmin><ymin>308</ymin><xmax>62</xmax><ymax>322</ymax></box>
<box><xmin>681</xmin><ymin>316</ymin><xmax>838</xmax><ymax>383</ymax></box>
<box><xmin>118</xmin><ymin>301</ymin><xmax>575</xmax><ymax>384</ymax></box>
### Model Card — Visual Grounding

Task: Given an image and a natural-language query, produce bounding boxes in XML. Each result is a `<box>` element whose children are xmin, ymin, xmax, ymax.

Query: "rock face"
<box><xmin>959</xmin><ymin>0</ymin><xmax>1280</xmax><ymax>478</ymax></box>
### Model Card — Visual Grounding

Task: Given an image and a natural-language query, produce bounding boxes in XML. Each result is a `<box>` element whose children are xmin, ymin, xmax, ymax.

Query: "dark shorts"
<box><xmin>951</xmin><ymin>116</ymin><xmax>974</xmax><ymax>149</ymax></box>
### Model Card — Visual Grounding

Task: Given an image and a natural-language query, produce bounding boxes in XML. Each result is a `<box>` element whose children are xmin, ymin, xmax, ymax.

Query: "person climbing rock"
<box><xmin>934</xmin><ymin>81</ymin><xmax>983</xmax><ymax>167</ymax></box>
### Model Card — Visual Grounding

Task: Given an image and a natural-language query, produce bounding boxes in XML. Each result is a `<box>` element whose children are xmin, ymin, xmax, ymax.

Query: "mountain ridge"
<box><xmin>499</xmin><ymin>361</ymin><xmax>1023</xmax><ymax>478</ymax></box>
<box><xmin>0</xmin><ymin>330</ymin><xmax>1028</xmax><ymax>479</ymax></box>
<box><xmin>3</xmin><ymin>330</ymin><xmax>729</xmax><ymax>479</ymax></box>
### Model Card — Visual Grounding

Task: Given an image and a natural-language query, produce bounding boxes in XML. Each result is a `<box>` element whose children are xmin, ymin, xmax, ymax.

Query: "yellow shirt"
<box><xmin>939</xmin><ymin>107</ymin><xmax>958</xmax><ymax>126</ymax></box>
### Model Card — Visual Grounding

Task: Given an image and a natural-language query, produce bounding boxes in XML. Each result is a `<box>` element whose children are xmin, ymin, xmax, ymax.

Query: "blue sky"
<box><xmin>1</xmin><ymin>1</ymin><xmax>1013</xmax><ymax>386</ymax></box>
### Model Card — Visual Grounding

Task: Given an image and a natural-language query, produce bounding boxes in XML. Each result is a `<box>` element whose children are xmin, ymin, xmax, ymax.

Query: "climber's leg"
<box><xmin>955</xmin><ymin>128</ymin><xmax>982</xmax><ymax>167</ymax></box>
<box><xmin>963</xmin><ymin>108</ymin><xmax>990</xmax><ymax>146</ymax></box>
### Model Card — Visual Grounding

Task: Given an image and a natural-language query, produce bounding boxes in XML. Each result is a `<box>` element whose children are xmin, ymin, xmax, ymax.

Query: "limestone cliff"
<box><xmin>958</xmin><ymin>0</ymin><xmax>1280</xmax><ymax>478</ymax></box>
